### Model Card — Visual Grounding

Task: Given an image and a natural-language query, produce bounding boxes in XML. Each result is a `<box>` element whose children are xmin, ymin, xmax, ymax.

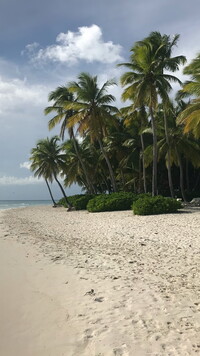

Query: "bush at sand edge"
<box><xmin>132</xmin><ymin>195</ymin><xmax>182</xmax><ymax>215</ymax></box>
<box><xmin>58</xmin><ymin>194</ymin><xmax>95</xmax><ymax>210</ymax></box>
<box><xmin>87</xmin><ymin>192</ymin><xmax>138</xmax><ymax>212</ymax></box>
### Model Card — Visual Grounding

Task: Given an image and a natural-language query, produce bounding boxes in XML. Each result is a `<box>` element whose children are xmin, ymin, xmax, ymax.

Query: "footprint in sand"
<box><xmin>96</xmin><ymin>325</ymin><xmax>109</xmax><ymax>336</ymax></box>
<box><xmin>84</xmin><ymin>328</ymin><xmax>94</xmax><ymax>340</ymax></box>
<box><xmin>94</xmin><ymin>297</ymin><xmax>104</xmax><ymax>302</ymax></box>
<box><xmin>131</xmin><ymin>319</ymin><xmax>138</xmax><ymax>325</ymax></box>
<box><xmin>113</xmin><ymin>344</ymin><xmax>129</xmax><ymax>355</ymax></box>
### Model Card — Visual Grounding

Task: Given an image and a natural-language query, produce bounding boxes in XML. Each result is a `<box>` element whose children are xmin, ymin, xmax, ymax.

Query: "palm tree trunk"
<box><xmin>186</xmin><ymin>159</ymin><xmax>190</xmax><ymax>193</ymax></box>
<box><xmin>45</xmin><ymin>179</ymin><xmax>57</xmax><ymax>206</ymax></box>
<box><xmin>176</xmin><ymin>149</ymin><xmax>187</xmax><ymax>202</ymax></box>
<box><xmin>133</xmin><ymin>178</ymin><xmax>136</xmax><ymax>193</ymax></box>
<box><xmin>120</xmin><ymin>168</ymin><xmax>126</xmax><ymax>191</ymax></box>
<box><xmin>98</xmin><ymin>139</ymin><xmax>117</xmax><ymax>192</ymax></box>
<box><xmin>71</xmin><ymin>131</ymin><xmax>95</xmax><ymax>194</ymax></box>
<box><xmin>54</xmin><ymin>175</ymin><xmax>73</xmax><ymax>209</ymax></box>
<box><xmin>140</xmin><ymin>134</ymin><xmax>147</xmax><ymax>193</ymax></box>
<box><xmin>193</xmin><ymin>172</ymin><xmax>200</xmax><ymax>192</ymax></box>
<box><xmin>149</xmin><ymin>107</ymin><xmax>158</xmax><ymax>196</ymax></box>
<box><xmin>166</xmin><ymin>151</ymin><xmax>174</xmax><ymax>198</ymax></box>
<box><xmin>102</xmin><ymin>173</ymin><xmax>111</xmax><ymax>193</ymax></box>
<box><xmin>79</xmin><ymin>177</ymin><xmax>90</xmax><ymax>193</ymax></box>
<box><xmin>164</xmin><ymin>111</ymin><xmax>174</xmax><ymax>198</ymax></box>
<box><xmin>138</xmin><ymin>151</ymin><xmax>142</xmax><ymax>193</ymax></box>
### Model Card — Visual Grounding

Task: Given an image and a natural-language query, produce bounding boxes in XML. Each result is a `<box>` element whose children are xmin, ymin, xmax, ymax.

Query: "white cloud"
<box><xmin>0</xmin><ymin>175</ymin><xmax>42</xmax><ymax>185</ymax></box>
<box><xmin>21</xmin><ymin>42</ymin><xmax>40</xmax><ymax>56</ymax></box>
<box><xmin>20</xmin><ymin>161</ymin><xmax>31</xmax><ymax>169</ymax></box>
<box><xmin>24</xmin><ymin>25</ymin><xmax>123</xmax><ymax>65</ymax></box>
<box><xmin>0</xmin><ymin>76</ymin><xmax>47</xmax><ymax>117</ymax></box>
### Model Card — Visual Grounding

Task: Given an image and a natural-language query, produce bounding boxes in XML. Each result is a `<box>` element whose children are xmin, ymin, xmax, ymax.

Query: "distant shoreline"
<box><xmin>0</xmin><ymin>199</ymin><xmax>52</xmax><ymax>201</ymax></box>
<box><xmin>0</xmin><ymin>200</ymin><xmax>53</xmax><ymax>211</ymax></box>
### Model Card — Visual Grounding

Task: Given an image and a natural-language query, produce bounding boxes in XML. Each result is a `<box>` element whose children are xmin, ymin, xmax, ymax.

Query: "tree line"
<box><xmin>30</xmin><ymin>31</ymin><xmax>200</xmax><ymax>206</ymax></box>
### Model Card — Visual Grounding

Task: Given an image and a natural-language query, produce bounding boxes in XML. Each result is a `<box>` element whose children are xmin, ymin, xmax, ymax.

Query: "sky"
<box><xmin>0</xmin><ymin>0</ymin><xmax>199</xmax><ymax>200</ymax></box>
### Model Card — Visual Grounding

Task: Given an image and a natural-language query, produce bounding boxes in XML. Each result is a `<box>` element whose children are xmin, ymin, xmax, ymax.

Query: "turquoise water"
<box><xmin>0</xmin><ymin>200</ymin><xmax>52</xmax><ymax>210</ymax></box>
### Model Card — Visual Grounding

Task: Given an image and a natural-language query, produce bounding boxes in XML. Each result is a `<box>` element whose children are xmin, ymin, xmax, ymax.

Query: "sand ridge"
<box><xmin>1</xmin><ymin>206</ymin><xmax>200</xmax><ymax>355</ymax></box>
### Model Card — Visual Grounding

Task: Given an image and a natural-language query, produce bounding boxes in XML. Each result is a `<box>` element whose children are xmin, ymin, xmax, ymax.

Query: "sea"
<box><xmin>0</xmin><ymin>200</ymin><xmax>52</xmax><ymax>210</ymax></box>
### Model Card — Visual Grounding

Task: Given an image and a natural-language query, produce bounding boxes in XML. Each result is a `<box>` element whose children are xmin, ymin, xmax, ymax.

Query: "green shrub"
<box><xmin>133</xmin><ymin>193</ymin><xmax>152</xmax><ymax>201</ymax></box>
<box><xmin>132</xmin><ymin>195</ymin><xmax>182</xmax><ymax>215</ymax></box>
<box><xmin>58</xmin><ymin>194</ymin><xmax>95</xmax><ymax>210</ymax></box>
<box><xmin>87</xmin><ymin>192</ymin><xmax>136</xmax><ymax>212</ymax></box>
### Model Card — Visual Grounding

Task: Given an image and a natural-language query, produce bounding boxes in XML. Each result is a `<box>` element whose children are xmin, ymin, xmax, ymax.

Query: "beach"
<box><xmin>1</xmin><ymin>206</ymin><xmax>200</xmax><ymax>355</ymax></box>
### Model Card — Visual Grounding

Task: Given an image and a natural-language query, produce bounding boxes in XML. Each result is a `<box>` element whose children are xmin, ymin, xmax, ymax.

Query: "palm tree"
<box><xmin>102</xmin><ymin>123</ymin><xmax>129</xmax><ymax>191</ymax></box>
<box><xmin>158</xmin><ymin>129</ymin><xmax>200</xmax><ymax>201</ymax></box>
<box><xmin>153</xmin><ymin>102</ymin><xmax>176</xmax><ymax>197</ymax></box>
<box><xmin>44</xmin><ymin>86</ymin><xmax>95</xmax><ymax>194</ymax></box>
<box><xmin>66</xmin><ymin>72</ymin><xmax>119</xmax><ymax>192</ymax></box>
<box><xmin>119</xmin><ymin>31</ymin><xmax>186</xmax><ymax>196</ymax></box>
<box><xmin>120</xmin><ymin>105</ymin><xmax>148</xmax><ymax>193</ymax></box>
<box><xmin>177</xmin><ymin>53</ymin><xmax>200</xmax><ymax>138</ymax></box>
<box><xmin>145</xmin><ymin>100</ymin><xmax>200</xmax><ymax>201</ymax></box>
<box><xmin>61</xmin><ymin>138</ymin><xmax>96</xmax><ymax>191</ymax></box>
<box><xmin>30</xmin><ymin>137</ymin><xmax>73</xmax><ymax>209</ymax></box>
<box><xmin>30</xmin><ymin>147</ymin><xmax>57</xmax><ymax>206</ymax></box>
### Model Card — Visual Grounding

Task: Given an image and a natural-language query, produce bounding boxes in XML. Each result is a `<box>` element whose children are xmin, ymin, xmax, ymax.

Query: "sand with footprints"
<box><xmin>1</xmin><ymin>205</ymin><xmax>200</xmax><ymax>355</ymax></box>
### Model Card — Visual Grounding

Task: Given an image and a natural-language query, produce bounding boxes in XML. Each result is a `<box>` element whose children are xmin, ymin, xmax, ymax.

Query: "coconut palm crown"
<box><xmin>66</xmin><ymin>72</ymin><xmax>119</xmax><ymax>141</ymax></box>
<box><xmin>177</xmin><ymin>53</ymin><xmax>200</xmax><ymax>138</ymax></box>
<box><xmin>118</xmin><ymin>31</ymin><xmax>186</xmax><ymax>196</ymax></box>
<box><xmin>65</xmin><ymin>72</ymin><xmax>119</xmax><ymax>192</ymax></box>
<box><xmin>30</xmin><ymin>136</ymin><xmax>72</xmax><ymax>208</ymax></box>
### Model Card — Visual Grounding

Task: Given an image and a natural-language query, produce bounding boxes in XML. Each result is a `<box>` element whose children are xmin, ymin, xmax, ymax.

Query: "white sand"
<box><xmin>1</xmin><ymin>206</ymin><xmax>200</xmax><ymax>355</ymax></box>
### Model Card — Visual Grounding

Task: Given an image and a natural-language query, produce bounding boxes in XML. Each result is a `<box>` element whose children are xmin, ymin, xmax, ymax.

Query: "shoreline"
<box><xmin>1</xmin><ymin>206</ymin><xmax>200</xmax><ymax>355</ymax></box>
<box><xmin>0</xmin><ymin>201</ymin><xmax>52</xmax><ymax>211</ymax></box>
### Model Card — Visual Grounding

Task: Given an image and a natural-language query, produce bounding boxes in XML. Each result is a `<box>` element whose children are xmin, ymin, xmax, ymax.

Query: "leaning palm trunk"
<box><xmin>45</xmin><ymin>179</ymin><xmax>57</xmax><ymax>206</ymax></box>
<box><xmin>164</xmin><ymin>111</ymin><xmax>174</xmax><ymax>198</ymax></box>
<box><xmin>149</xmin><ymin>107</ymin><xmax>158</xmax><ymax>196</ymax></box>
<box><xmin>140</xmin><ymin>134</ymin><xmax>147</xmax><ymax>193</ymax></box>
<box><xmin>98</xmin><ymin>139</ymin><xmax>117</xmax><ymax>192</ymax></box>
<box><xmin>54</xmin><ymin>174</ymin><xmax>73</xmax><ymax>209</ymax></box>
<box><xmin>71</xmin><ymin>131</ymin><xmax>95</xmax><ymax>194</ymax></box>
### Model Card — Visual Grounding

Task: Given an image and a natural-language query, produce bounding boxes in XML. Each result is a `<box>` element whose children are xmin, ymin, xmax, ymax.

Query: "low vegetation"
<box><xmin>86</xmin><ymin>192</ymin><xmax>136</xmax><ymax>212</ymax></box>
<box><xmin>58</xmin><ymin>192</ymin><xmax>182</xmax><ymax>215</ymax></box>
<box><xmin>132</xmin><ymin>195</ymin><xmax>182</xmax><ymax>215</ymax></box>
<box><xmin>58</xmin><ymin>194</ymin><xmax>95</xmax><ymax>210</ymax></box>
